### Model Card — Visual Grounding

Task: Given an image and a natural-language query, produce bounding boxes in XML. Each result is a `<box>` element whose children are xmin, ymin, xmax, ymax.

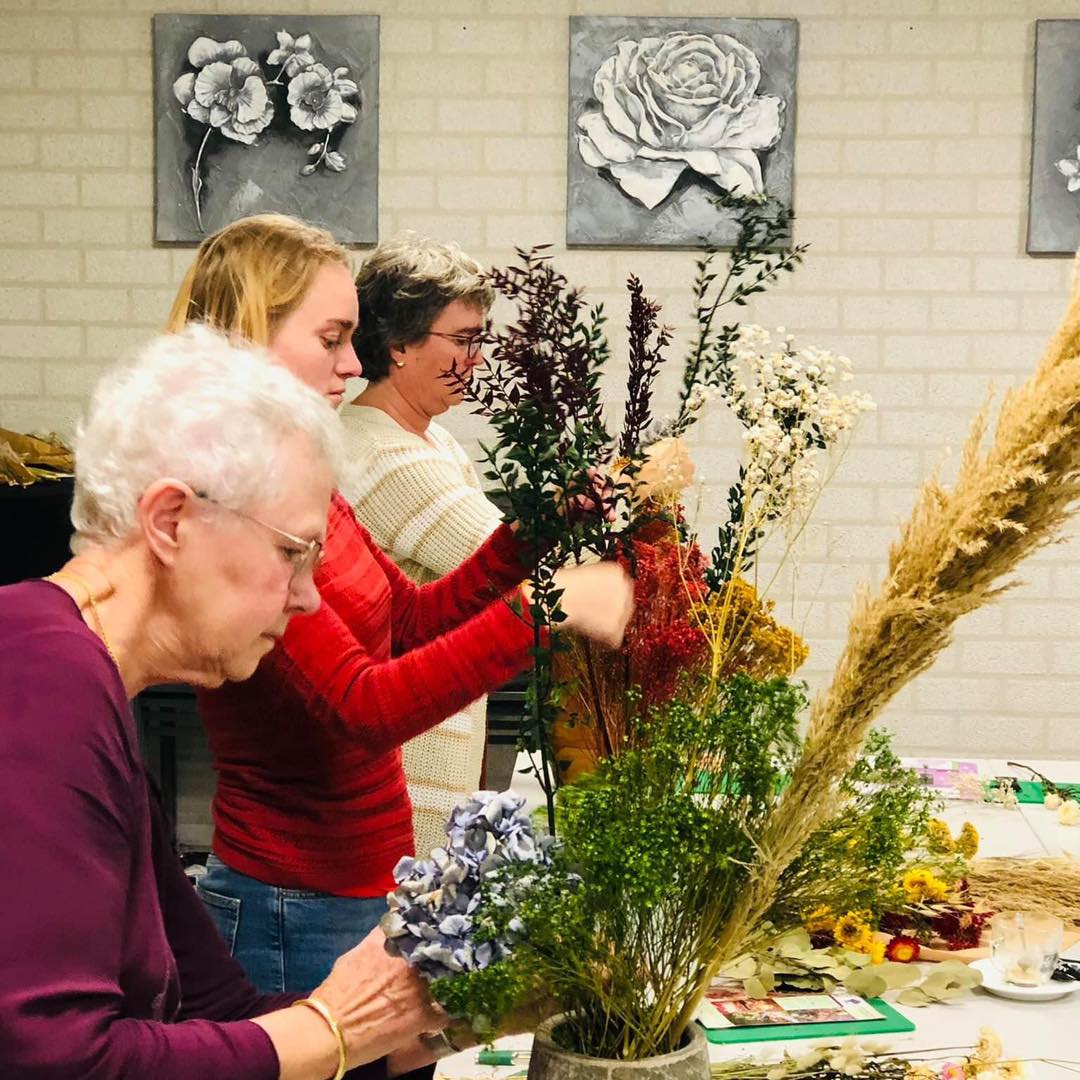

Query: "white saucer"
<box><xmin>970</xmin><ymin>958</ymin><xmax>1080</xmax><ymax>1002</ymax></box>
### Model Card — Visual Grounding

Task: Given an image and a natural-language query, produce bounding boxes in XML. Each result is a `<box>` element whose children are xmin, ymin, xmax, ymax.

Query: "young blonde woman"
<box><xmin>168</xmin><ymin>214</ymin><xmax>634</xmax><ymax>994</ymax></box>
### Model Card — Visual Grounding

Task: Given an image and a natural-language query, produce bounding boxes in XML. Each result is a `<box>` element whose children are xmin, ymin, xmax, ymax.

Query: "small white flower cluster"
<box><xmin>720</xmin><ymin>325</ymin><xmax>875</xmax><ymax>526</ymax></box>
<box><xmin>984</xmin><ymin>779</ymin><xmax>1019</xmax><ymax>809</ymax></box>
<box><xmin>684</xmin><ymin>383</ymin><xmax>725</xmax><ymax>415</ymax></box>
<box><xmin>1043</xmin><ymin>791</ymin><xmax>1080</xmax><ymax>825</ymax></box>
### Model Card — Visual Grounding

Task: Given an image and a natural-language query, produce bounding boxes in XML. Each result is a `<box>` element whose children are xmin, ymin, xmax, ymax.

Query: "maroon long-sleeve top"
<box><xmin>0</xmin><ymin>580</ymin><xmax>298</xmax><ymax>1078</ymax></box>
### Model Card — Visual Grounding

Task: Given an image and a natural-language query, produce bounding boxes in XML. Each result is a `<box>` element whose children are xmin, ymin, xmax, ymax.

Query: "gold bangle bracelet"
<box><xmin>293</xmin><ymin>996</ymin><xmax>348</xmax><ymax>1080</ymax></box>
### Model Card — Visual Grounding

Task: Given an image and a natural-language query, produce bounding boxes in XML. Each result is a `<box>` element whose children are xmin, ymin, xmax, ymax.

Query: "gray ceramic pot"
<box><xmin>527</xmin><ymin>1017</ymin><xmax>710</xmax><ymax>1080</ymax></box>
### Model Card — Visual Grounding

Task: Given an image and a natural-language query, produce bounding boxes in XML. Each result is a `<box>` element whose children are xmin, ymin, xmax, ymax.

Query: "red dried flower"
<box><xmin>931</xmin><ymin>907</ymin><xmax>989</xmax><ymax>950</ymax></box>
<box><xmin>617</xmin><ymin>533</ymin><xmax>708</xmax><ymax>708</ymax></box>
<box><xmin>884</xmin><ymin>935</ymin><xmax>920</xmax><ymax>962</ymax></box>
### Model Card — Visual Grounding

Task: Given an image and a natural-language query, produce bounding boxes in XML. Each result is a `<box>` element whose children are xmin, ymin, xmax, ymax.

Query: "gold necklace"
<box><xmin>48</xmin><ymin>569</ymin><xmax>119</xmax><ymax>670</ymax></box>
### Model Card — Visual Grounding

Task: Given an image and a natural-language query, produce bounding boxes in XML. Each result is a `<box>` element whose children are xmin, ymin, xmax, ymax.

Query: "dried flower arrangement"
<box><xmin>386</xmin><ymin>228</ymin><xmax>1080</xmax><ymax>1061</ymax></box>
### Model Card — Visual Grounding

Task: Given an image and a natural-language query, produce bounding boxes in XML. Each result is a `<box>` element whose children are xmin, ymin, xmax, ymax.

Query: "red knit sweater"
<box><xmin>198</xmin><ymin>492</ymin><xmax>536</xmax><ymax>898</ymax></box>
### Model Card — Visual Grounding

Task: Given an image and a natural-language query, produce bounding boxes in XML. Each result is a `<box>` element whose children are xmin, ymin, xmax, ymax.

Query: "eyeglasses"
<box><xmin>194</xmin><ymin>493</ymin><xmax>323</xmax><ymax>583</ymax></box>
<box><xmin>426</xmin><ymin>330</ymin><xmax>484</xmax><ymax>359</ymax></box>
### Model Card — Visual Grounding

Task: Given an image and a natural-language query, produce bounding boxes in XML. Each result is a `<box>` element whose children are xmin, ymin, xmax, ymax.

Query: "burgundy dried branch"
<box><xmin>619</xmin><ymin>275</ymin><xmax>672</xmax><ymax>459</ymax></box>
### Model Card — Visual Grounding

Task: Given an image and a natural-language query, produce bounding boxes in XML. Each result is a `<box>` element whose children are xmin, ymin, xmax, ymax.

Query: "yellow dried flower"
<box><xmin>834</xmin><ymin>910</ymin><xmax>873</xmax><ymax>951</ymax></box>
<box><xmin>957</xmin><ymin>821</ymin><xmax>979</xmax><ymax>859</ymax></box>
<box><xmin>926</xmin><ymin>818</ymin><xmax>955</xmax><ymax>854</ymax></box>
<box><xmin>902</xmin><ymin>867</ymin><xmax>949</xmax><ymax>903</ymax></box>
<box><xmin>697</xmin><ymin>578</ymin><xmax>809</xmax><ymax>681</ymax></box>
<box><xmin>866</xmin><ymin>939</ymin><xmax>886</xmax><ymax>964</ymax></box>
<box><xmin>804</xmin><ymin>905</ymin><xmax>835</xmax><ymax>933</ymax></box>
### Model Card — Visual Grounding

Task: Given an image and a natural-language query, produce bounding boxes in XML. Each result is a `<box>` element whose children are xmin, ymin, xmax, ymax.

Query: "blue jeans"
<box><xmin>196</xmin><ymin>854</ymin><xmax>387</xmax><ymax>994</ymax></box>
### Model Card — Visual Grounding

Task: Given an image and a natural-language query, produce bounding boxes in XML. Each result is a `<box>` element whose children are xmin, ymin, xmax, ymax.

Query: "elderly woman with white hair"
<box><xmin>0</xmin><ymin>326</ymin><xmax>447</xmax><ymax>1079</ymax></box>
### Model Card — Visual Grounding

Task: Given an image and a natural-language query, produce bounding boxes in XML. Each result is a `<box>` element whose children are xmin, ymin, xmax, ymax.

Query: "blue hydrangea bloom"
<box><xmin>380</xmin><ymin>789</ymin><xmax>554</xmax><ymax>981</ymax></box>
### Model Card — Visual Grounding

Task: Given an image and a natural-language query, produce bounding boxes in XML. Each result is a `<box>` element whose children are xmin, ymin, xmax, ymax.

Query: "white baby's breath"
<box><xmin>714</xmin><ymin>325</ymin><xmax>874</xmax><ymax>529</ymax></box>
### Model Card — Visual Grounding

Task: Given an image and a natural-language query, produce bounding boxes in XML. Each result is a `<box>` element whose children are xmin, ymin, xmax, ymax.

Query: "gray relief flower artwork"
<box><xmin>154</xmin><ymin>14</ymin><xmax>378</xmax><ymax>244</ymax></box>
<box><xmin>1029</xmin><ymin>20</ymin><xmax>1080</xmax><ymax>254</ymax></box>
<box><xmin>567</xmin><ymin>17</ymin><xmax>797</xmax><ymax>248</ymax></box>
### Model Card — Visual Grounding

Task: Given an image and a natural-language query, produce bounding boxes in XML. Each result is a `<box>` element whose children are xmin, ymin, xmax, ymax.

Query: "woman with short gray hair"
<box><xmin>342</xmin><ymin>234</ymin><xmax>505</xmax><ymax>857</ymax></box>
<box><xmin>350</xmin><ymin>231</ymin><xmax>495</xmax><ymax>385</ymax></box>
<box><xmin>0</xmin><ymin>325</ymin><xmax>447</xmax><ymax>1079</ymax></box>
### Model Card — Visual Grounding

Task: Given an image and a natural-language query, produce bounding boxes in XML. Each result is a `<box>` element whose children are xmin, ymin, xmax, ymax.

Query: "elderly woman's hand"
<box><xmin>314</xmin><ymin>928</ymin><xmax>448</xmax><ymax>1069</ymax></box>
<box><xmin>392</xmin><ymin>990</ymin><xmax>557</xmax><ymax>1070</ymax></box>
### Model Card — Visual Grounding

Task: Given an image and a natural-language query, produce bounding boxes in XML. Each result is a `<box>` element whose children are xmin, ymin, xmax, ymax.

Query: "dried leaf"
<box><xmin>842</xmin><ymin>968</ymin><xmax>886</xmax><ymax>998</ymax></box>
<box><xmin>877</xmin><ymin>961</ymin><xmax>920</xmax><ymax>989</ymax></box>
<box><xmin>896</xmin><ymin>987</ymin><xmax>932</xmax><ymax>1007</ymax></box>
<box><xmin>717</xmin><ymin>959</ymin><xmax>760</xmax><ymax>984</ymax></box>
<box><xmin>777</xmin><ymin>929</ymin><xmax>812</xmax><ymax>958</ymax></box>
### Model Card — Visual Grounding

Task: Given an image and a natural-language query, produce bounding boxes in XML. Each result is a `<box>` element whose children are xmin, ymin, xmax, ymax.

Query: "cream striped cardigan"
<box><xmin>338</xmin><ymin>404</ymin><xmax>503</xmax><ymax>858</ymax></box>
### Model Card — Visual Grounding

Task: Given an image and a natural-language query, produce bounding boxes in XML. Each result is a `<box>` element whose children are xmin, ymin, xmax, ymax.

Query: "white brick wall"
<box><xmin>4</xmin><ymin>0</ymin><xmax>1080</xmax><ymax>765</ymax></box>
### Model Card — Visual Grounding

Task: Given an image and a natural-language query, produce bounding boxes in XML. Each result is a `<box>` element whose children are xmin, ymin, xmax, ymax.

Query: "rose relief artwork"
<box><xmin>568</xmin><ymin>17</ymin><xmax>797</xmax><ymax>248</ymax></box>
<box><xmin>154</xmin><ymin>14</ymin><xmax>378</xmax><ymax>243</ymax></box>
<box><xmin>1028</xmin><ymin>19</ymin><xmax>1080</xmax><ymax>255</ymax></box>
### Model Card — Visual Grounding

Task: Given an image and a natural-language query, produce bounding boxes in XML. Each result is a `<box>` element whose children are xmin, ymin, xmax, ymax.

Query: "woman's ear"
<box><xmin>137</xmin><ymin>479</ymin><xmax>195</xmax><ymax>566</ymax></box>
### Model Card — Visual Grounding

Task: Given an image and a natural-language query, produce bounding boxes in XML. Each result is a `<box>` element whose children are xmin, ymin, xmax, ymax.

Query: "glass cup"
<box><xmin>988</xmin><ymin>911</ymin><xmax>1063</xmax><ymax>986</ymax></box>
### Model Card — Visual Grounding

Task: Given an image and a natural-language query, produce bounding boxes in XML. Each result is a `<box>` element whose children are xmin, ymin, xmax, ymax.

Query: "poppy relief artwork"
<box><xmin>154</xmin><ymin>14</ymin><xmax>378</xmax><ymax>243</ymax></box>
<box><xmin>567</xmin><ymin>16</ymin><xmax>798</xmax><ymax>248</ymax></box>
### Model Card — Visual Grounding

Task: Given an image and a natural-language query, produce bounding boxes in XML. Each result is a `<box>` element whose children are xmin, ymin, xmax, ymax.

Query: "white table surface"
<box><xmin>435</xmin><ymin>756</ymin><xmax>1080</xmax><ymax>1078</ymax></box>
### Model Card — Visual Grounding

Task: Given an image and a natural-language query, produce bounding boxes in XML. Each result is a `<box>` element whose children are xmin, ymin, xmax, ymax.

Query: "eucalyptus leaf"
<box><xmin>896</xmin><ymin>987</ymin><xmax>932</xmax><ymax>1007</ymax></box>
<box><xmin>876</xmin><ymin>962</ymin><xmax>920</xmax><ymax>989</ymax></box>
<box><xmin>744</xmin><ymin>976</ymin><xmax>770</xmax><ymax>999</ymax></box>
<box><xmin>802</xmin><ymin>953</ymin><xmax>839</xmax><ymax>970</ymax></box>
<box><xmin>777</xmin><ymin>929</ymin><xmax>812</xmax><ymax>958</ymax></box>
<box><xmin>843</xmin><ymin>969</ymin><xmax>886</xmax><ymax>998</ymax></box>
<box><xmin>922</xmin><ymin>964</ymin><xmax>980</xmax><ymax>994</ymax></box>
